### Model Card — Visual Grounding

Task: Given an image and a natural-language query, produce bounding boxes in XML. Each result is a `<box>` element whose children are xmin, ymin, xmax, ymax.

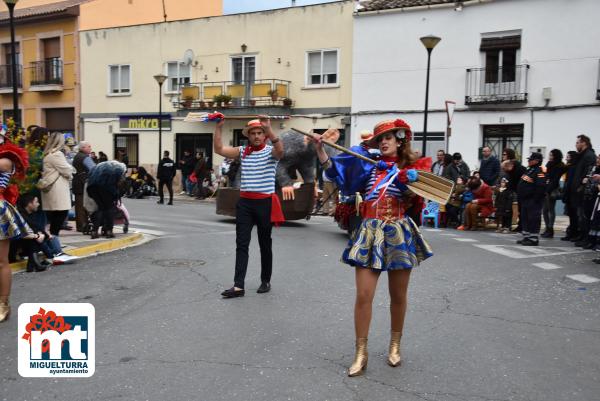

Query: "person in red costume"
<box><xmin>312</xmin><ymin>119</ymin><xmax>433</xmax><ymax>377</ymax></box>
<box><xmin>457</xmin><ymin>177</ymin><xmax>494</xmax><ymax>231</ymax></box>
<box><xmin>0</xmin><ymin>138</ymin><xmax>44</xmax><ymax>322</ymax></box>
<box><xmin>213</xmin><ymin>115</ymin><xmax>284</xmax><ymax>298</ymax></box>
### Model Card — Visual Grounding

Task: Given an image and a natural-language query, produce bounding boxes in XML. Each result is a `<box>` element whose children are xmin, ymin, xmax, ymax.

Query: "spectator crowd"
<box><xmin>429</xmin><ymin>134</ymin><xmax>599</xmax><ymax>264</ymax></box>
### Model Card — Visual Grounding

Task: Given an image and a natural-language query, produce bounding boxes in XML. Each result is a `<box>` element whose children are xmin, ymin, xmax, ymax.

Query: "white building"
<box><xmin>80</xmin><ymin>1</ymin><xmax>354</xmax><ymax>175</ymax></box>
<box><xmin>352</xmin><ymin>0</ymin><xmax>600</xmax><ymax>169</ymax></box>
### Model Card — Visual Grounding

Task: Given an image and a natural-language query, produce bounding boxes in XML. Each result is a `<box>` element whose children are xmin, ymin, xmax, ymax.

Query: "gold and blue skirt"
<box><xmin>342</xmin><ymin>217</ymin><xmax>433</xmax><ymax>271</ymax></box>
<box><xmin>0</xmin><ymin>199</ymin><xmax>31</xmax><ymax>240</ymax></box>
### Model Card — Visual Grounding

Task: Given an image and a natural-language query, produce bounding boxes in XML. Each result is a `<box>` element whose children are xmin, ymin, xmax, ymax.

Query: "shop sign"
<box><xmin>119</xmin><ymin>115</ymin><xmax>171</xmax><ymax>131</ymax></box>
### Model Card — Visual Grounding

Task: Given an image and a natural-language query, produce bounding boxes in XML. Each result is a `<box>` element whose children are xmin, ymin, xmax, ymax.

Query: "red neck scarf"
<box><xmin>242</xmin><ymin>143</ymin><xmax>266</xmax><ymax>159</ymax></box>
<box><xmin>380</xmin><ymin>155</ymin><xmax>399</xmax><ymax>166</ymax></box>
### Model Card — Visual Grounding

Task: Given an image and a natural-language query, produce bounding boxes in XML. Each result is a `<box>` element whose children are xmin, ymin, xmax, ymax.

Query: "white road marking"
<box><xmin>566</xmin><ymin>274</ymin><xmax>600</xmax><ymax>284</ymax></box>
<box><xmin>474</xmin><ymin>244</ymin><xmax>592</xmax><ymax>259</ymax></box>
<box><xmin>532</xmin><ymin>262</ymin><xmax>564</xmax><ymax>270</ymax></box>
<box><xmin>453</xmin><ymin>238</ymin><xmax>479</xmax><ymax>242</ymax></box>
<box><xmin>440</xmin><ymin>233</ymin><xmax>457</xmax><ymax>237</ymax></box>
<box><xmin>130</xmin><ymin>227</ymin><xmax>170</xmax><ymax>236</ymax></box>
<box><xmin>424</xmin><ymin>228</ymin><xmax>442</xmax><ymax>232</ymax></box>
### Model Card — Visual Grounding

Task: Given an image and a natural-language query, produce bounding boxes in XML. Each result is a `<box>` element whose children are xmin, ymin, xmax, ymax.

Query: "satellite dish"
<box><xmin>183</xmin><ymin>49</ymin><xmax>195</xmax><ymax>66</ymax></box>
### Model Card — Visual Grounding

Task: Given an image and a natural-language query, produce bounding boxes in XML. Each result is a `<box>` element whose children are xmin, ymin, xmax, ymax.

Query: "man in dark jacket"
<box><xmin>479</xmin><ymin>146</ymin><xmax>500</xmax><ymax>186</ymax></box>
<box><xmin>452</xmin><ymin>152</ymin><xmax>470</xmax><ymax>180</ymax></box>
<box><xmin>516</xmin><ymin>152</ymin><xmax>546</xmax><ymax>246</ymax></box>
<box><xmin>157</xmin><ymin>150</ymin><xmax>176</xmax><ymax>205</ymax></box>
<box><xmin>562</xmin><ymin>135</ymin><xmax>596</xmax><ymax>242</ymax></box>
<box><xmin>178</xmin><ymin>150</ymin><xmax>195</xmax><ymax>196</ymax></box>
<box><xmin>72</xmin><ymin>141</ymin><xmax>95</xmax><ymax>232</ymax></box>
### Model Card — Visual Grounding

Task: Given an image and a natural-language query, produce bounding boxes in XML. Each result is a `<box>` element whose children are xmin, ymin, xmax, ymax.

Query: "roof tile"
<box><xmin>0</xmin><ymin>0</ymin><xmax>89</xmax><ymax>21</ymax></box>
<box><xmin>359</xmin><ymin>0</ymin><xmax>456</xmax><ymax>12</ymax></box>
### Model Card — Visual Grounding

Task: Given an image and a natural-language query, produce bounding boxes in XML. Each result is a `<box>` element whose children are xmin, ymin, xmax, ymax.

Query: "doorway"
<box><xmin>176</xmin><ymin>134</ymin><xmax>213</xmax><ymax>168</ymax></box>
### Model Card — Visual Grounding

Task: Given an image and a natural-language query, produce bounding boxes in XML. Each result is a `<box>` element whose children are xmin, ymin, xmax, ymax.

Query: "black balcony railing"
<box><xmin>30</xmin><ymin>58</ymin><xmax>63</xmax><ymax>86</ymax></box>
<box><xmin>174</xmin><ymin>79</ymin><xmax>292</xmax><ymax>110</ymax></box>
<box><xmin>0</xmin><ymin>64</ymin><xmax>22</xmax><ymax>88</ymax></box>
<box><xmin>465</xmin><ymin>64</ymin><xmax>529</xmax><ymax>105</ymax></box>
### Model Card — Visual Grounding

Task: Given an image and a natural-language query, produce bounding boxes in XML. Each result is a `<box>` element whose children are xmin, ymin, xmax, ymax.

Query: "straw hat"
<box><xmin>242</xmin><ymin>119</ymin><xmax>265</xmax><ymax>137</ymax></box>
<box><xmin>367</xmin><ymin>119</ymin><xmax>412</xmax><ymax>149</ymax></box>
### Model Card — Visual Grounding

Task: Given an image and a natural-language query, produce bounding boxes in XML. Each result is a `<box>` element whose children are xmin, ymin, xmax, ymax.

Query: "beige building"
<box><xmin>10</xmin><ymin>0</ymin><xmax>222</xmax><ymax>30</ymax></box>
<box><xmin>80</xmin><ymin>0</ymin><xmax>353</xmax><ymax>171</ymax></box>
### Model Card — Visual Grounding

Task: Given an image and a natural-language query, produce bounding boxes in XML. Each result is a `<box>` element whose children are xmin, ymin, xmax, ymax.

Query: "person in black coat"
<box><xmin>562</xmin><ymin>135</ymin><xmax>596</xmax><ymax>242</ymax></box>
<box><xmin>157</xmin><ymin>150</ymin><xmax>176</xmax><ymax>205</ymax></box>
<box><xmin>479</xmin><ymin>146</ymin><xmax>500</xmax><ymax>186</ymax></box>
<box><xmin>541</xmin><ymin>149</ymin><xmax>566</xmax><ymax>238</ymax></box>
<box><xmin>502</xmin><ymin>159</ymin><xmax>527</xmax><ymax>231</ymax></box>
<box><xmin>516</xmin><ymin>152</ymin><xmax>547</xmax><ymax>246</ymax></box>
<box><xmin>178</xmin><ymin>150</ymin><xmax>195</xmax><ymax>196</ymax></box>
<box><xmin>441</xmin><ymin>154</ymin><xmax>459</xmax><ymax>183</ymax></box>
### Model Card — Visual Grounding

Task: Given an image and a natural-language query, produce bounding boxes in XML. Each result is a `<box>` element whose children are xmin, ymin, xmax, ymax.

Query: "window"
<box><xmin>45</xmin><ymin>108</ymin><xmax>74</xmax><ymax>133</ymax></box>
<box><xmin>480</xmin><ymin>35</ymin><xmax>520</xmax><ymax>83</ymax></box>
<box><xmin>109</xmin><ymin>65</ymin><xmax>131</xmax><ymax>94</ymax></box>
<box><xmin>2</xmin><ymin>42</ymin><xmax>19</xmax><ymax>65</ymax></box>
<box><xmin>114</xmin><ymin>134</ymin><xmax>139</xmax><ymax>167</ymax></box>
<box><xmin>306</xmin><ymin>49</ymin><xmax>338</xmax><ymax>86</ymax></box>
<box><xmin>166</xmin><ymin>61</ymin><xmax>191</xmax><ymax>92</ymax></box>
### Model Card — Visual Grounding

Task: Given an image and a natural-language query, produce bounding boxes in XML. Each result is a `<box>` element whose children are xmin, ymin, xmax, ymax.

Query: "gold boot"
<box><xmin>348</xmin><ymin>338</ymin><xmax>368</xmax><ymax>377</ymax></box>
<box><xmin>387</xmin><ymin>331</ymin><xmax>402</xmax><ymax>367</ymax></box>
<box><xmin>0</xmin><ymin>299</ymin><xmax>10</xmax><ymax>323</ymax></box>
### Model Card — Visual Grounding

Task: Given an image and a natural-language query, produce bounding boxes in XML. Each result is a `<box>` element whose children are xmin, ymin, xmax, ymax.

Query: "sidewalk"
<box><xmin>10</xmin><ymin>222</ymin><xmax>145</xmax><ymax>273</ymax></box>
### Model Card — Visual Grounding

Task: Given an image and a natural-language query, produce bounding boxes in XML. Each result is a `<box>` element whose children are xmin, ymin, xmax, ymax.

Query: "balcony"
<box><xmin>173</xmin><ymin>79</ymin><xmax>292</xmax><ymax>111</ymax></box>
<box><xmin>0</xmin><ymin>64</ymin><xmax>22</xmax><ymax>93</ymax></box>
<box><xmin>465</xmin><ymin>64</ymin><xmax>529</xmax><ymax>105</ymax></box>
<box><xmin>30</xmin><ymin>59</ymin><xmax>63</xmax><ymax>91</ymax></box>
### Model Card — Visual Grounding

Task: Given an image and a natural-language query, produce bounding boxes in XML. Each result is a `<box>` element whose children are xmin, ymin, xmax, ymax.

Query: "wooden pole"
<box><xmin>290</xmin><ymin>128</ymin><xmax>376</xmax><ymax>165</ymax></box>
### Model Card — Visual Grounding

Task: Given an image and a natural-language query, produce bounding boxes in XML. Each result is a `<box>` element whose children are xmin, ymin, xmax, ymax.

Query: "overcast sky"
<box><xmin>223</xmin><ymin>0</ymin><xmax>340</xmax><ymax>14</ymax></box>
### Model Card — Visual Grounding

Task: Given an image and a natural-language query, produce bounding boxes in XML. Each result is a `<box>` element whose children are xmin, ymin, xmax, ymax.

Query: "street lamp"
<box><xmin>419</xmin><ymin>35</ymin><xmax>441</xmax><ymax>157</ymax></box>
<box><xmin>4</xmin><ymin>0</ymin><xmax>20</xmax><ymax>128</ymax></box>
<box><xmin>153</xmin><ymin>73</ymin><xmax>167</xmax><ymax>162</ymax></box>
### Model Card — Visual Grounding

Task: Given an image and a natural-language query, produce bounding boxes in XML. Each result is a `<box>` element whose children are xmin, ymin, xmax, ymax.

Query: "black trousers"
<box><xmin>565</xmin><ymin>202</ymin><xmax>579</xmax><ymax>237</ymax></box>
<box><xmin>234</xmin><ymin>197</ymin><xmax>273</xmax><ymax>289</ymax></box>
<box><xmin>158</xmin><ymin>179</ymin><xmax>173</xmax><ymax>203</ymax></box>
<box><xmin>88</xmin><ymin>187</ymin><xmax>116</xmax><ymax>231</ymax></box>
<box><xmin>46</xmin><ymin>210</ymin><xmax>69</xmax><ymax>236</ymax></box>
<box><xmin>521</xmin><ymin>198</ymin><xmax>543</xmax><ymax>239</ymax></box>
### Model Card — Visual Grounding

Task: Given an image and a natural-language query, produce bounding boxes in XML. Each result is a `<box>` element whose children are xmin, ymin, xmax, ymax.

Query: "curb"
<box><xmin>10</xmin><ymin>233</ymin><xmax>144</xmax><ymax>273</ymax></box>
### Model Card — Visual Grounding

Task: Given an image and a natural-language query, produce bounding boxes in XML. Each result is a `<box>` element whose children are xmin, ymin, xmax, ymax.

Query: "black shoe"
<box><xmin>560</xmin><ymin>236</ymin><xmax>572</xmax><ymax>241</ymax></box>
<box><xmin>540</xmin><ymin>230</ymin><xmax>554</xmax><ymax>239</ymax></box>
<box><xmin>167</xmin><ymin>201</ymin><xmax>173</xmax><ymax>205</ymax></box>
<box><xmin>570</xmin><ymin>235</ymin><xmax>583</xmax><ymax>242</ymax></box>
<box><xmin>575</xmin><ymin>240</ymin><xmax>590</xmax><ymax>248</ymax></box>
<box><xmin>26</xmin><ymin>259</ymin><xmax>47</xmax><ymax>273</ymax></box>
<box><xmin>516</xmin><ymin>239</ymin><xmax>524</xmax><ymax>244</ymax></box>
<box><xmin>583</xmin><ymin>242</ymin><xmax>597</xmax><ymax>250</ymax></box>
<box><xmin>157</xmin><ymin>200</ymin><xmax>164</xmax><ymax>204</ymax></box>
<box><xmin>221</xmin><ymin>287</ymin><xmax>245</xmax><ymax>298</ymax></box>
<box><xmin>593</xmin><ymin>258</ymin><xmax>600</xmax><ymax>264</ymax></box>
<box><xmin>522</xmin><ymin>238</ymin><xmax>539</xmax><ymax>246</ymax></box>
<box><xmin>104</xmin><ymin>230</ymin><xmax>115</xmax><ymax>239</ymax></box>
<box><xmin>257</xmin><ymin>282</ymin><xmax>271</xmax><ymax>294</ymax></box>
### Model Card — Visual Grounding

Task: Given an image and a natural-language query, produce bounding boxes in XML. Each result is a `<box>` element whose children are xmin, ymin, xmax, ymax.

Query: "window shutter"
<box><xmin>480</xmin><ymin>35</ymin><xmax>521</xmax><ymax>51</ymax></box>
<box><xmin>120</xmin><ymin>65</ymin><xmax>130</xmax><ymax>92</ymax></box>
<box><xmin>43</xmin><ymin>37</ymin><xmax>61</xmax><ymax>59</ymax></box>
<box><xmin>110</xmin><ymin>66</ymin><xmax>119</xmax><ymax>93</ymax></box>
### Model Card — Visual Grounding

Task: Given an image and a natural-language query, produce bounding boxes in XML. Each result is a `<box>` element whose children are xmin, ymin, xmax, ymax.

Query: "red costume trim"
<box><xmin>0</xmin><ymin>141</ymin><xmax>29</xmax><ymax>179</ymax></box>
<box><xmin>242</xmin><ymin>143</ymin><xmax>266</xmax><ymax>159</ymax></box>
<box><xmin>239</xmin><ymin>191</ymin><xmax>285</xmax><ymax>225</ymax></box>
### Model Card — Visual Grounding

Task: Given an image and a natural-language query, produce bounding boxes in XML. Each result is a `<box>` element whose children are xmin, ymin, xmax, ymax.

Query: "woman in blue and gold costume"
<box><xmin>313</xmin><ymin>119</ymin><xmax>433</xmax><ymax>377</ymax></box>
<box><xmin>0</xmin><ymin>130</ymin><xmax>36</xmax><ymax>322</ymax></box>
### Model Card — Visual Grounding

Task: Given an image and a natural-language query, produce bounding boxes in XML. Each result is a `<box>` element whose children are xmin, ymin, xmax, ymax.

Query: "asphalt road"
<box><xmin>1</xmin><ymin>198</ymin><xmax>599</xmax><ymax>401</ymax></box>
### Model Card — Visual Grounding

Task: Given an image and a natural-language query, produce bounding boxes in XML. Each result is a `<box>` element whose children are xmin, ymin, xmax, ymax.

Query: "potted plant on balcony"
<box><xmin>267</xmin><ymin>89</ymin><xmax>279</xmax><ymax>102</ymax></box>
<box><xmin>221</xmin><ymin>94</ymin><xmax>233</xmax><ymax>108</ymax></box>
<box><xmin>213</xmin><ymin>95</ymin><xmax>222</xmax><ymax>108</ymax></box>
<box><xmin>181</xmin><ymin>94</ymin><xmax>194</xmax><ymax>108</ymax></box>
<box><xmin>282</xmin><ymin>98</ymin><xmax>293</xmax><ymax>107</ymax></box>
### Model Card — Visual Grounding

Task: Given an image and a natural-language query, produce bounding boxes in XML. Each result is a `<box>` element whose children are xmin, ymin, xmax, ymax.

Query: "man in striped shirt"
<box><xmin>214</xmin><ymin>116</ymin><xmax>284</xmax><ymax>298</ymax></box>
